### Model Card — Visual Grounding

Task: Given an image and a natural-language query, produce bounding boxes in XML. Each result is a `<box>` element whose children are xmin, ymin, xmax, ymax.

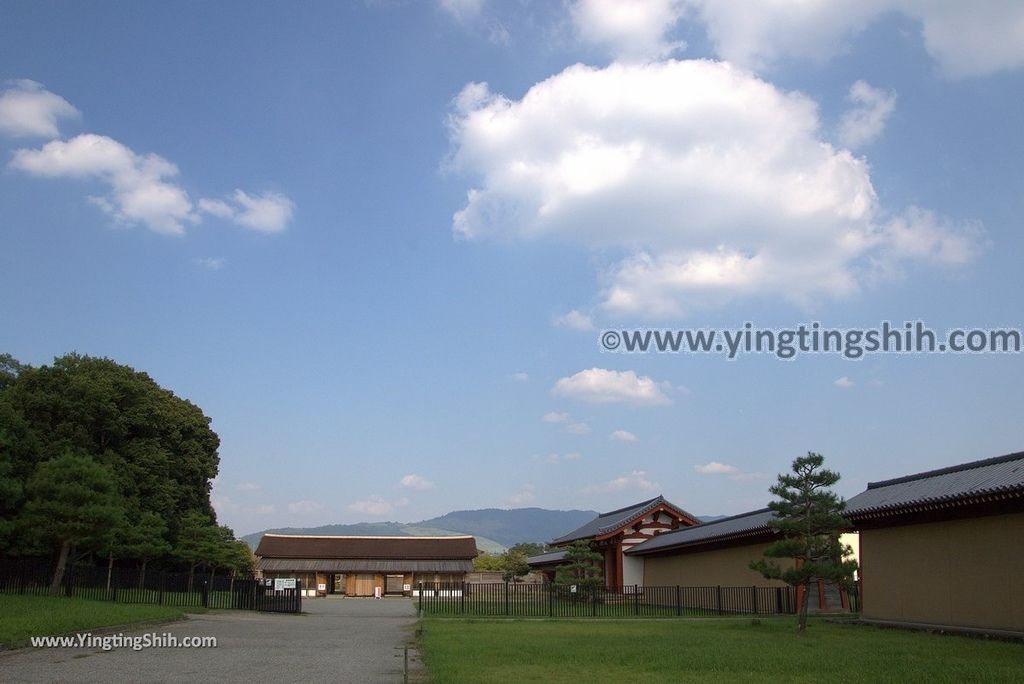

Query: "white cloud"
<box><xmin>399</xmin><ymin>474</ymin><xmax>435</xmax><ymax>491</ymax></box>
<box><xmin>509</xmin><ymin>371</ymin><xmax>529</xmax><ymax>382</ymax></box>
<box><xmin>199</xmin><ymin>189</ymin><xmax>294</xmax><ymax>233</ymax></box>
<box><xmin>542</xmin><ymin>411</ymin><xmax>570</xmax><ymax>423</ymax></box>
<box><xmin>585</xmin><ymin>470</ymin><xmax>658</xmax><ymax>493</ymax></box>
<box><xmin>255</xmin><ymin>504</ymin><xmax>276</xmax><ymax>515</ymax></box>
<box><xmin>553</xmin><ymin>368</ymin><xmax>671</xmax><ymax>405</ymax></box>
<box><xmin>536</xmin><ymin>452</ymin><xmax>583</xmax><ymax>464</ymax></box>
<box><xmin>507</xmin><ymin>483</ymin><xmax>536</xmax><ymax>505</ymax></box>
<box><xmin>439</xmin><ymin>0</ymin><xmax>483</xmax><ymax>24</ymax></box>
<box><xmin>347</xmin><ymin>498</ymin><xmax>394</xmax><ymax>516</ymax></box>
<box><xmin>554</xmin><ymin>309</ymin><xmax>595</xmax><ymax>331</ymax></box>
<box><xmin>686</xmin><ymin>0</ymin><xmax>1024</xmax><ymax>78</ymax></box>
<box><xmin>609</xmin><ymin>429</ymin><xmax>638</xmax><ymax>442</ymax></box>
<box><xmin>448</xmin><ymin>60</ymin><xmax>983</xmax><ymax>318</ymax></box>
<box><xmin>194</xmin><ymin>257</ymin><xmax>226</xmax><ymax>271</ymax></box>
<box><xmin>0</xmin><ymin>80</ymin><xmax>80</xmax><ymax>138</ymax></box>
<box><xmin>565</xmin><ymin>421</ymin><xmax>591</xmax><ymax>435</ymax></box>
<box><xmin>694</xmin><ymin>461</ymin><xmax>739</xmax><ymax>475</ymax></box>
<box><xmin>572</xmin><ymin>0</ymin><xmax>686</xmax><ymax>62</ymax></box>
<box><xmin>11</xmin><ymin>133</ymin><xmax>198</xmax><ymax>235</ymax></box>
<box><xmin>236</xmin><ymin>482</ymin><xmax>260</xmax><ymax>491</ymax></box>
<box><xmin>838</xmin><ymin>80</ymin><xmax>896</xmax><ymax>149</ymax></box>
<box><xmin>287</xmin><ymin>500</ymin><xmax>324</xmax><ymax>515</ymax></box>
<box><xmin>834</xmin><ymin>376</ymin><xmax>855</xmax><ymax>388</ymax></box>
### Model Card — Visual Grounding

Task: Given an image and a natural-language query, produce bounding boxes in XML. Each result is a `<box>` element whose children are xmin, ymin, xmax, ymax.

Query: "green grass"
<box><xmin>419</xmin><ymin>618</ymin><xmax>1024</xmax><ymax>683</ymax></box>
<box><xmin>0</xmin><ymin>594</ymin><xmax>196</xmax><ymax>648</ymax></box>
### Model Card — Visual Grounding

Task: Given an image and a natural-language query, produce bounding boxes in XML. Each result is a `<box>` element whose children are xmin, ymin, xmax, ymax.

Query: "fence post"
<box><xmin>548</xmin><ymin>583</ymin><xmax>553</xmax><ymax>617</ymax></box>
<box><xmin>504</xmin><ymin>581</ymin><xmax>509</xmax><ymax>616</ymax></box>
<box><xmin>112</xmin><ymin>572</ymin><xmax>118</xmax><ymax>603</ymax></box>
<box><xmin>716</xmin><ymin>585</ymin><xmax>722</xmax><ymax>615</ymax></box>
<box><xmin>418</xmin><ymin>582</ymin><xmax>423</xmax><ymax>614</ymax></box>
<box><xmin>202</xmin><ymin>579</ymin><xmax>209</xmax><ymax>608</ymax></box>
<box><xmin>460</xmin><ymin>582</ymin><xmax>465</xmax><ymax>614</ymax></box>
<box><xmin>159</xmin><ymin>571</ymin><xmax>165</xmax><ymax>605</ymax></box>
<box><xmin>751</xmin><ymin>586</ymin><xmax>757</xmax><ymax>615</ymax></box>
<box><xmin>634</xmin><ymin>584</ymin><xmax>639</xmax><ymax>616</ymax></box>
<box><xmin>676</xmin><ymin>585</ymin><xmax>681</xmax><ymax>616</ymax></box>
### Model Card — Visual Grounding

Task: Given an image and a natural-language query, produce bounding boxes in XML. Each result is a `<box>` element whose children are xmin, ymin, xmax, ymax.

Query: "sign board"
<box><xmin>403</xmin><ymin>584</ymin><xmax>411</xmax><ymax>591</ymax></box>
<box><xmin>274</xmin><ymin>578</ymin><xmax>297</xmax><ymax>591</ymax></box>
<box><xmin>318</xmin><ymin>583</ymin><xmax>327</xmax><ymax>591</ymax></box>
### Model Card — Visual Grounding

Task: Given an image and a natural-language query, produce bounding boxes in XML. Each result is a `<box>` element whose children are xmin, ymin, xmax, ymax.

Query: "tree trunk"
<box><xmin>188</xmin><ymin>564</ymin><xmax>195</xmax><ymax>593</ymax></box>
<box><xmin>139</xmin><ymin>558</ymin><xmax>148</xmax><ymax>590</ymax></box>
<box><xmin>797</xmin><ymin>581</ymin><xmax>810</xmax><ymax>635</ymax></box>
<box><xmin>106</xmin><ymin>552</ymin><xmax>114</xmax><ymax>591</ymax></box>
<box><xmin>50</xmin><ymin>539</ymin><xmax>72</xmax><ymax>596</ymax></box>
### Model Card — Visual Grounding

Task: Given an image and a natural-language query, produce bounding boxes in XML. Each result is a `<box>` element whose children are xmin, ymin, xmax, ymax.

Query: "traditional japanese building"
<box><xmin>845</xmin><ymin>450</ymin><xmax>1024</xmax><ymax>634</ymax></box>
<box><xmin>255</xmin><ymin>535</ymin><xmax>477</xmax><ymax>597</ymax></box>
<box><xmin>535</xmin><ymin>495</ymin><xmax>700</xmax><ymax>589</ymax></box>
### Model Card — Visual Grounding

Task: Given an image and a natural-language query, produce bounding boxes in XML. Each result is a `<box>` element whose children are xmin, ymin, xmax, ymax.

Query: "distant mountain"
<box><xmin>242</xmin><ymin>507</ymin><xmax>598</xmax><ymax>553</ymax></box>
<box><xmin>242</xmin><ymin>508</ymin><xmax>727</xmax><ymax>554</ymax></box>
<box><xmin>416</xmin><ymin>507</ymin><xmax>598</xmax><ymax>548</ymax></box>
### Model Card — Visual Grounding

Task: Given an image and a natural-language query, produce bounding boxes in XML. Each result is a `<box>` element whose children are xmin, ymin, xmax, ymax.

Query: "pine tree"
<box><xmin>750</xmin><ymin>452</ymin><xmax>858</xmax><ymax>634</ymax></box>
<box><xmin>553</xmin><ymin>540</ymin><xmax>604</xmax><ymax>594</ymax></box>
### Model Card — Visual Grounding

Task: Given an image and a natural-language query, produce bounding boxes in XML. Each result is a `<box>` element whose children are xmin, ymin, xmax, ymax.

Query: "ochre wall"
<box><xmin>861</xmin><ymin>512</ymin><xmax>1024</xmax><ymax>632</ymax></box>
<box><xmin>641</xmin><ymin>541</ymin><xmax>792</xmax><ymax>587</ymax></box>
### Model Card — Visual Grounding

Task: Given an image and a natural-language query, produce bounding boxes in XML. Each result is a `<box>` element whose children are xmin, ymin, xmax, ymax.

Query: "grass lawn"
<box><xmin>0</xmin><ymin>594</ymin><xmax>197</xmax><ymax>648</ymax></box>
<box><xmin>420</xmin><ymin>617</ymin><xmax>1024</xmax><ymax>683</ymax></box>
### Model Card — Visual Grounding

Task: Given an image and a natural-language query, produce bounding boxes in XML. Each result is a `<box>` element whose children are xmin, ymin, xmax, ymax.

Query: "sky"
<box><xmin>2</xmin><ymin>0</ymin><xmax>1022</xmax><ymax>537</ymax></box>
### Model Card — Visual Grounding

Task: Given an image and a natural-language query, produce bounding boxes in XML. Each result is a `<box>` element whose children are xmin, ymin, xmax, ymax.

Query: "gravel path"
<box><xmin>0</xmin><ymin>597</ymin><xmax>423</xmax><ymax>683</ymax></box>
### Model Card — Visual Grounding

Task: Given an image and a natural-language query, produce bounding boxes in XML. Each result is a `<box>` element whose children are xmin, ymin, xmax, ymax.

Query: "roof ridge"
<box><xmin>866</xmin><ymin>450</ymin><xmax>1024</xmax><ymax>490</ymax></box>
<box><xmin>598</xmin><ymin>495</ymin><xmax>662</xmax><ymax>518</ymax></box>
<box><xmin>262</xmin><ymin>534</ymin><xmax>476</xmax><ymax>540</ymax></box>
<box><xmin>690</xmin><ymin>507</ymin><xmax>772</xmax><ymax>527</ymax></box>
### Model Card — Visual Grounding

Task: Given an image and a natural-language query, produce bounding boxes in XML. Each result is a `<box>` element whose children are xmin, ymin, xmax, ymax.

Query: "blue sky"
<box><xmin>2</xmin><ymin>1</ymin><xmax>1022</xmax><ymax>537</ymax></box>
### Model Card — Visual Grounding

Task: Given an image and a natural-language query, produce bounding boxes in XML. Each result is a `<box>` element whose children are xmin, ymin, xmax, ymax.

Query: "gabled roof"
<box><xmin>526</xmin><ymin>550</ymin><xmax>567</xmax><ymax>567</ymax></box>
<box><xmin>846</xmin><ymin>450</ymin><xmax>1024</xmax><ymax>521</ymax></box>
<box><xmin>551</xmin><ymin>495</ymin><xmax>699</xmax><ymax>544</ymax></box>
<box><xmin>625</xmin><ymin>508</ymin><xmax>775</xmax><ymax>556</ymax></box>
<box><xmin>255</xmin><ymin>534</ymin><xmax>478</xmax><ymax>560</ymax></box>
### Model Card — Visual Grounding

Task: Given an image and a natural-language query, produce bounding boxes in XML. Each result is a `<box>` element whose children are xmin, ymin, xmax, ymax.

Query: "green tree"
<box><xmin>500</xmin><ymin>549</ymin><xmax>530</xmax><ymax>583</ymax></box>
<box><xmin>20</xmin><ymin>453</ymin><xmax>125</xmax><ymax>593</ymax></box>
<box><xmin>750</xmin><ymin>452</ymin><xmax>858</xmax><ymax>635</ymax></box>
<box><xmin>116</xmin><ymin>511</ymin><xmax>172</xmax><ymax>588</ymax></box>
<box><xmin>175</xmin><ymin>512</ymin><xmax>221</xmax><ymax>591</ymax></box>
<box><xmin>553</xmin><ymin>540</ymin><xmax>603</xmax><ymax>592</ymax></box>
<box><xmin>472</xmin><ymin>552</ymin><xmax>506</xmax><ymax>572</ymax></box>
<box><xmin>0</xmin><ymin>454</ymin><xmax>22</xmax><ymax>552</ymax></box>
<box><xmin>0</xmin><ymin>353</ymin><xmax>221</xmax><ymax>558</ymax></box>
<box><xmin>508</xmin><ymin>542</ymin><xmax>548</xmax><ymax>558</ymax></box>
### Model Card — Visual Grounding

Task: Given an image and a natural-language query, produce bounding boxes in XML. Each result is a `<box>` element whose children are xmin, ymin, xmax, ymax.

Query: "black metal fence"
<box><xmin>417</xmin><ymin>582</ymin><xmax>798</xmax><ymax>618</ymax></box>
<box><xmin>0</xmin><ymin>558</ymin><xmax>301</xmax><ymax>614</ymax></box>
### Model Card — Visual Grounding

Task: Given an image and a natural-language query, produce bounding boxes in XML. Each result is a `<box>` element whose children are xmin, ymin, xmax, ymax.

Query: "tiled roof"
<box><xmin>846</xmin><ymin>450</ymin><xmax>1024</xmax><ymax>520</ymax></box>
<box><xmin>625</xmin><ymin>509</ymin><xmax>775</xmax><ymax>555</ymax></box>
<box><xmin>258</xmin><ymin>558</ymin><xmax>474</xmax><ymax>573</ymax></box>
<box><xmin>255</xmin><ymin>535</ymin><xmax>478</xmax><ymax>560</ymax></box>
<box><xmin>551</xmin><ymin>495</ymin><xmax>698</xmax><ymax>544</ymax></box>
<box><xmin>526</xmin><ymin>550</ymin><xmax>567</xmax><ymax>567</ymax></box>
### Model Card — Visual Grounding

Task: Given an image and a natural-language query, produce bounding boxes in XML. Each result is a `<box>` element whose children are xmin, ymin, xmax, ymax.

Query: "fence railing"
<box><xmin>0</xmin><ymin>558</ymin><xmax>301</xmax><ymax>614</ymax></box>
<box><xmin>417</xmin><ymin>582</ymin><xmax>798</xmax><ymax>618</ymax></box>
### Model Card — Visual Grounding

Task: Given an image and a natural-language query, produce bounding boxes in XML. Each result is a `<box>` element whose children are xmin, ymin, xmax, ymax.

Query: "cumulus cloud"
<box><xmin>439</xmin><ymin>0</ymin><xmax>483</xmax><ymax>24</ymax></box>
<box><xmin>564</xmin><ymin>421</ymin><xmax>591</xmax><ymax>435</ymax></box>
<box><xmin>509</xmin><ymin>371</ymin><xmax>529</xmax><ymax>382</ymax></box>
<box><xmin>448</xmin><ymin>59</ymin><xmax>983</xmax><ymax>318</ymax></box>
<box><xmin>838</xmin><ymin>80</ymin><xmax>896</xmax><ymax>149</ymax></box>
<box><xmin>694</xmin><ymin>461</ymin><xmax>739</xmax><ymax>475</ymax></box>
<box><xmin>685</xmin><ymin>0</ymin><xmax>1024</xmax><ymax>78</ymax></box>
<box><xmin>235</xmin><ymin>482</ymin><xmax>260</xmax><ymax>491</ymax></box>
<box><xmin>585</xmin><ymin>470</ymin><xmax>658</xmax><ymax>493</ymax></box>
<box><xmin>507</xmin><ymin>483</ymin><xmax>536</xmax><ymax>505</ymax></box>
<box><xmin>199</xmin><ymin>190</ymin><xmax>294</xmax><ymax>234</ymax></box>
<box><xmin>554</xmin><ymin>309</ymin><xmax>595</xmax><ymax>331</ymax></box>
<box><xmin>572</xmin><ymin>0</ymin><xmax>686</xmax><ymax>62</ymax></box>
<box><xmin>542</xmin><ymin>411</ymin><xmax>570</xmax><ymax>423</ymax></box>
<box><xmin>287</xmin><ymin>500</ymin><xmax>324</xmax><ymax>515</ymax></box>
<box><xmin>399</xmin><ymin>474</ymin><xmax>435</xmax><ymax>491</ymax></box>
<box><xmin>347</xmin><ymin>498</ymin><xmax>395</xmax><ymax>516</ymax></box>
<box><xmin>11</xmin><ymin>133</ymin><xmax>198</xmax><ymax>235</ymax></box>
<box><xmin>834</xmin><ymin>376</ymin><xmax>855</xmax><ymax>388</ymax></box>
<box><xmin>194</xmin><ymin>257</ymin><xmax>226</xmax><ymax>271</ymax></box>
<box><xmin>609</xmin><ymin>429</ymin><xmax>638</xmax><ymax>442</ymax></box>
<box><xmin>553</xmin><ymin>368</ymin><xmax>671</xmax><ymax>405</ymax></box>
<box><xmin>0</xmin><ymin>80</ymin><xmax>80</xmax><ymax>138</ymax></box>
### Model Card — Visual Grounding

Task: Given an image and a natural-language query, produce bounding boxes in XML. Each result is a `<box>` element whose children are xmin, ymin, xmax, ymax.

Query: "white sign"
<box><xmin>274</xmin><ymin>578</ymin><xmax>296</xmax><ymax>591</ymax></box>
<box><xmin>318</xmin><ymin>583</ymin><xmax>327</xmax><ymax>591</ymax></box>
